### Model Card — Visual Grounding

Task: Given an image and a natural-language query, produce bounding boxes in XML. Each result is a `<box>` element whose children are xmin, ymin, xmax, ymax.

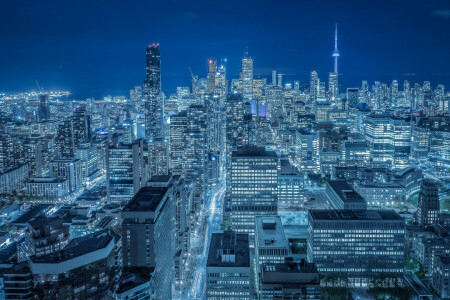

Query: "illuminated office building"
<box><xmin>308</xmin><ymin>209</ymin><xmax>405</xmax><ymax>287</ymax></box>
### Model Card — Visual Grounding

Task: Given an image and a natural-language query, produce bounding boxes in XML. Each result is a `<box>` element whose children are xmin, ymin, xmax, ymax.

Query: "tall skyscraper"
<box><xmin>229</xmin><ymin>146</ymin><xmax>278</xmax><ymax>241</ymax></box>
<box><xmin>143</xmin><ymin>43</ymin><xmax>163</xmax><ymax>139</ymax></box>
<box><xmin>416</xmin><ymin>179</ymin><xmax>440</xmax><ymax>226</ymax></box>
<box><xmin>106</xmin><ymin>139</ymin><xmax>146</xmax><ymax>204</ymax></box>
<box><xmin>309</xmin><ymin>71</ymin><xmax>319</xmax><ymax>101</ymax></box>
<box><xmin>241</xmin><ymin>56</ymin><xmax>254</xmax><ymax>100</ymax></box>
<box><xmin>272</xmin><ymin>70</ymin><xmax>277</xmax><ymax>85</ymax></box>
<box><xmin>38</xmin><ymin>94</ymin><xmax>50</xmax><ymax>122</ymax></box>
<box><xmin>121</xmin><ymin>185</ymin><xmax>174</xmax><ymax>300</ymax></box>
<box><xmin>208</xmin><ymin>59</ymin><xmax>217</xmax><ymax>94</ymax></box>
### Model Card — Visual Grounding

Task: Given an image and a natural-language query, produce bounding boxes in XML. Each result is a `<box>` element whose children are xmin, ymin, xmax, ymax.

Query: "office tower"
<box><xmin>391</xmin><ymin>80</ymin><xmax>399</xmax><ymax>102</ymax></box>
<box><xmin>49</xmin><ymin>158</ymin><xmax>82</xmax><ymax>193</ymax></box>
<box><xmin>294</xmin><ymin>129</ymin><xmax>320</xmax><ymax>172</ymax></box>
<box><xmin>328</xmin><ymin>72</ymin><xmax>338</xmax><ymax>101</ymax></box>
<box><xmin>121</xmin><ymin>185</ymin><xmax>174</xmax><ymax>300</ymax></box>
<box><xmin>308</xmin><ymin>209</ymin><xmax>405</xmax><ymax>287</ymax></box>
<box><xmin>29</xmin><ymin>230</ymin><xmax>121</xmax><ymax>299</ymax></box>
<box><xmin>365</xmin><ymin>115</ymin><xmax>411</xmax><ymax>169</ymax></box>
<box><xmin>278</xmin><ymin>159</ymin><xmax>304</xmax><ymax>212</ymax></box>
<box><xmin>75</xmin><ymin>142</ymin><xmax>100</xmax><ymax>188</ymax></box>
<box><xmin>325</xmin><ymin>180</ymin><xmax>367</xmax><ymax>210</ymax></box>
<box><xmin>309</xmin><ymin>71</ymin><xmax>319</xmax><ymax>101</ymax></box>
<box><xmin>229</xmin><ymin>146</ymin><xmax>278</xmax><ymax>240</ymax></box>
<box><xmin>169</xmin><ymin>111</ymin><xmax>187</xmax><ymax>176</ymax></box>
<box><xmin>242</xmin><ymin>56</ymin><xmax>253</xmax><ymax>100</ymax></box>
<box><xmin>412</xmin><ymin>126</ymin><xmax>430</xmax><ymax>158</ymax></box>
<box><xmin>255</xmin><ymin>217</ymin><xmax>289</xmax><ymax>268</ymax></box>
<box><xmin>259</xmin><ymin>258</ymin><xmax>321</xmax><ymax>300</ymax></box>
<box><xmin>206</xmin><ymin>232</ymin><xmax>251</xmax><ymax>299</ymax></box>
<box><xmin>208</xmin><ymin>59</ymin><xmax>217</xmax><ymax>94</ymax></box>
<box><xmin>17</xmin><ymin>216</ymin><xmax>70</xmax><ymax>262</ymax></box>
<box><xmin>391</xmin><ymin>117</ymin><xmax>412</xmax><ymax>169</ymax></box>
<box><xmin>272</xmin><ymin>70</ymin><xmax>277</xmax><ymax>85</ymax></box>
<box><xmin>147</xmin><ymin>137</ymin><xmax>169</xmax><ymax>177</ymax></box>
<box><xmin>294</xmin><ymin>80</ymin><xmax>300</xmax><ymax>91</ymax></box>
<box><xmin>143</xmin><ymin>44</ymin><xmax>163</xmax><ymax>139</ymax></box>
<box><xmin>38</xmin><ymin>94</ymin><xmax>50</xmax><ymax>121</ymax></box>
<box><xmin>277</xmin><ymin>73</ymin><xmax>283</xmax><ymax>87</ymax></box>
<box><xmin>365</xmin><ymin>115</ymin><xmax>393</xmax><ymax>164</ymax></box>
<box><xmin>106</xmin><ymin>139</ymin><xmax>146</xmax><ymax>204</ymax></box>
<box><xmin>184</xmin><ymin>104</ymin><xmax>207</xmax><ymax>214</ymax></box>
<box><xmin>346</xmin><ymin>88</ymin><xmax>359</xmax><ymax>109</ymax></box>
<box><xmin>416</xmin><ymin>179</ymin><xmax>440</xmax><ymax>226</ymax></box>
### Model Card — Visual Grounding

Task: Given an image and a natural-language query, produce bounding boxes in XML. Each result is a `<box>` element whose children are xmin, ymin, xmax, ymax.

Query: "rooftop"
<box><xmin>233</xmin><ymin>146</ymin><xmax>277</xmax><ymax>158</ymax></box>
<box><xmin>122</xmin><ymin>186</ymin><xmax>169</xmax><ymax>212</ymax></box>
<box><xmin>327</xmin><ymin>180</ymin><xmax>365</xmax><ymax>203</ymax></box>
<box><xmin>309</xmin><ymin>209</ymin><xmax>404</xmax><ymax>221</ymax></box>
<box><xmin>255</xmin><ymin>217</ymin><xmax>288</xmax><ymax>249</ymax></box>
<box><xmin>31</xmin><ymin>230</ymin><xmax>116</xmax><ymax>264</ymax></box>
<box><xmin>207</xmin><ymin>232</ymin><xmax>250</xmax><ymax>268</ymax></box>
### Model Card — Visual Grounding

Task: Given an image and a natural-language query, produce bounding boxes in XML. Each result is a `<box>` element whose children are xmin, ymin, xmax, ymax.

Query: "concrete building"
<box><xmin>206</xmin><ymin>232</ymin><xmax>251</xmax><ymax>299</ymax></box>
<box><xmin>432</xmin><ymin>256</ymin><xmax>450</xmax><ymax>299</ymax></box>
<box><xmin>416</xmin><ymin>179</ymin><xmax>440</xmax><ymax>226</ymax></box>
<box><xmin>308</xmin><ymin>209</ymin><xmax>405</xmax><ymax>287</ymax></box>
<box><xmin>120</xmin><ymin>185</ymin><xmax>174</xmax><ymax>300</ymax></box>
<box><xmin>259</xmin><ymin>258</ymin><xmax>320</xmax><ymax>300</ymax></box>
<box><xmin>229</xmin><ymin>146</ymin><xmax>278</xmax><ymax>241</ymax></box>
<box><xmin>49</xmin><ymin>158</ymin><xmax>82</xmax><ymax>193</ymax></box>
<box><xmin>26</xmin><ymin>177</ymin><xmax>69</xmax><ymax>200</ymax></box>
<box><xmin>325</xmin><ymin>180</ymin><xmax>367</xmax><ymax>210</ymax></box>
<box><xmin>29</xmin><ymin>230</ymin><xmax>121</xmax><ymax>299</ymax></box>
<box><xmin>106</xmin><ymin>139</ymin><xmax>146</xmax><ymax>205</ymax></box>
<box><xmin>278</xmin><ymin>159</ymin><xmax>304</xmax><ymax>212</ymax></box>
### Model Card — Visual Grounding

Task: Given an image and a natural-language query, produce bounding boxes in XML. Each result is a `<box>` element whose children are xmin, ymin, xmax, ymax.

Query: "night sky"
<box><xmin>1</xmin><ymin>0</ymin><xmax>450</xmax><ymax>98</ymax></box>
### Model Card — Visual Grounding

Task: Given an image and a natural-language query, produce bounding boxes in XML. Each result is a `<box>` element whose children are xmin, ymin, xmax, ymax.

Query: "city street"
<box><xmin>184</xmin><ymin>182</ymin><xmax>226</xmax><ymax>300</ymax></box>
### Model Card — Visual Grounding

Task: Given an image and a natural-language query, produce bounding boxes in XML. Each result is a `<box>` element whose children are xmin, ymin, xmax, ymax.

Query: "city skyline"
<box><xmin>1</xmin><ymin>0</ymin><xmax>450</xmax><ymax>98</ymax></box>
<box><xmin>0</xmin><ymin>2</ymin><xmax>450</xmax><ymax>300</ymax></box>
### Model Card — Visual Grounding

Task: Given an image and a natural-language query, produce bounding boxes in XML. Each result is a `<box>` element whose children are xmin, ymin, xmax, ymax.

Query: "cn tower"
<box><xmin>332</xmin><ymin>23</ymin><xmax>340</xmax><ymax>73</ymax></box>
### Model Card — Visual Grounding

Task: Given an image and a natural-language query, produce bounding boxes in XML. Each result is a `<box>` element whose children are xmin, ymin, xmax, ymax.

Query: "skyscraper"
<box><xmin>143</xmin><ymin>44</ymin><xmax>163</xmax><ymax>139</ymax></box>
<box><xmin>229</xmin><ymin>146</ymin><xmax>278</xmax><ymax>241</ymax></box>
<box><xmin>38</xmin><ymin>94</ymin><xmax>50</xmax><ymax>122</ymax></box>
<box><xmin>106</xmin><ymin>139</ymin><xmax>146</xmax><ymax>204</ymax></box>
<box><xmin>309</xmin><ymin>71</ymin><xmax>319</xmax><ymax>101</ymax></box>
<box><xmin>208</xmin><ymin>59</ymin><xmax>217</xmax><ymax>94</ymax></box>
<box><xmin>241</xmin><ymin>56</ymin><xmax>253</xmax><ymax>100</ymax></box>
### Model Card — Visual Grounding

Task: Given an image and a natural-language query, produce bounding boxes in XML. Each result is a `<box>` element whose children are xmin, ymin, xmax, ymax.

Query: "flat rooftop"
<box><xmin>327</xmin><ymin>180</ymin><xmax>365</xmax><ymax>203</ymax></box>
<box><xmin>233</xmin><ymin>146</ymin><xmax>277</xmax><ymax>158</ymax></box>
<box><xmin>32</xmin><ymin>230</ymin><xmax>116</xmax><ymax>264</ymax></box>
<box><xmin>255</xmin><ymin>217</ymin><xmax>288</xmax><ymax>249</ymax></box>
<box><xmin>207</xmin><ymin>232</ymin><xmax>250</xmax><ymax>268</ymax></box>
<box><xmin>122</xmin><ymin>187</ymin><xmax>169</xmax><ymax>212</ymax></box>
<box><xmin>309</xmin><ymin>209</ymin><xmax>404</xmax><ymax>221</ymax></box>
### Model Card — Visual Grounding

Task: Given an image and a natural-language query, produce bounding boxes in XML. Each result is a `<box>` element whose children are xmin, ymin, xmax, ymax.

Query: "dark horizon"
<box><xmin>1</xmin><ymin>0</ymin><xmax>450</xmax><ymax>98</ymax></box>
